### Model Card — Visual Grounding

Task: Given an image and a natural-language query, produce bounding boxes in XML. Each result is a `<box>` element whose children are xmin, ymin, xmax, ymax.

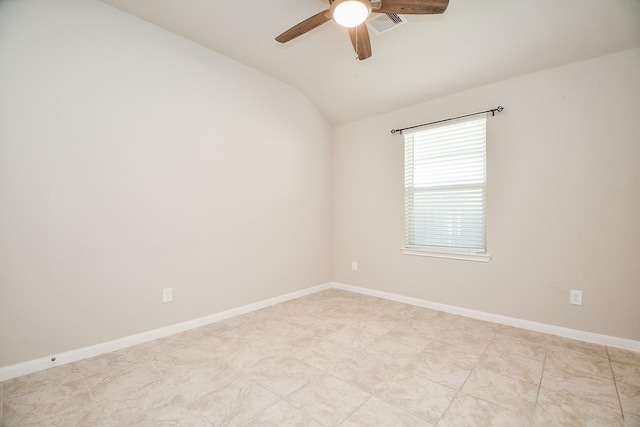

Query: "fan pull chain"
<box><xmin>354</xmin><ymin>25</ymin><xmax>358</xmax><ymax>59</ymax></box>
<box><xmin>355</xmin><ymin>25</ymin><xmax>359</xmax><ymax>60</ymax></box>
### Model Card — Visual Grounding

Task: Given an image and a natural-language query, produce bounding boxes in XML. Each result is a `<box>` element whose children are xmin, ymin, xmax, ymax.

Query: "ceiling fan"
<box><xmin>275</xmin><ymin>0</ymin><xmax>449</xmax><ymax>60</ymax></box>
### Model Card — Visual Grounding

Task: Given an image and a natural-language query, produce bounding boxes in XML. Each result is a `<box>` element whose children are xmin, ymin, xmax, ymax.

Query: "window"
<box><xmin>403</xmin><ymin>116</ymin><xmax>489</xmax><ymax>262</ymax></box>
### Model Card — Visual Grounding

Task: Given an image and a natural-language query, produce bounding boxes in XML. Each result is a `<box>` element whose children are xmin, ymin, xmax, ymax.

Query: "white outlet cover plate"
<box><xmin>163</xmin><ymin>288</ymin><xmax>173</xmax><ymax>303</ymax></box>
<box><xmin>570</xmin><ymin>290</ymin><xmax>582</xmax><ymax>305</ymax></box>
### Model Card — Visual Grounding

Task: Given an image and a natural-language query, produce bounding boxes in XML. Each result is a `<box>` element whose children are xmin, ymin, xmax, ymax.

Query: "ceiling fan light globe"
<box><xmin>331</xmin><ymin>0</ymin><xmax>371</xmax><ymax>28</ymax></box>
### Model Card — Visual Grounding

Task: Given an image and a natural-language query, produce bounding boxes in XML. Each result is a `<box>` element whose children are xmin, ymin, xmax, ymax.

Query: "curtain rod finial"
<box><xmin>491</xmin><ymin>106</ymin><xmax>504</xmax><ymax>116</ymax></box>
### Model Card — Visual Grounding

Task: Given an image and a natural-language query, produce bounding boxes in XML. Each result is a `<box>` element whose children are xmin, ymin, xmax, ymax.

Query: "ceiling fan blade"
<box><xmin>376</xmin><ymin>0</ymin><xmax>449</xmax><ymax>14</ymax></box>
<box><xmin>348</xmin><ymin>23</ymin><xmax>372</xmax><ymax>61</ymax></box>
<box><xmin>275</xmin><ymin>9</ymin><xmax>331</xmax><ymax>43</ymax></box>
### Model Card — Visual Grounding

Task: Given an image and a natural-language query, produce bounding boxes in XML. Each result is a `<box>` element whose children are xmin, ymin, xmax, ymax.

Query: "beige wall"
<box><xmin>0</xmin><ymin>0</ymin><xmax>332</xmax><ymax>367</ymax></box>
<box><xmin>1</xmin><ymin>0</ymin><xmax>638</xmax><ymax>371</ymax></box>
<box><xmin>332</xmin><ymin>48</ymin><xmax>640</xmax><ymax>341</ymax></box>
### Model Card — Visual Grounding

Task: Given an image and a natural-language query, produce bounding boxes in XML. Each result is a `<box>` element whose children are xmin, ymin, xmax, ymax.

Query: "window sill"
<box><xmin>402</xmin><ymin>247</ymin><xmax>491</xmax><ymax>263</ymax></box>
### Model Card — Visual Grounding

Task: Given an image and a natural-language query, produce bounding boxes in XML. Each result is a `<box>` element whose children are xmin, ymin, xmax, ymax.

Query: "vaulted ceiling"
<box><xmin>99</xmin><ymin>0</ymin><xmax>640</xmax><ymax>125</ymax></box>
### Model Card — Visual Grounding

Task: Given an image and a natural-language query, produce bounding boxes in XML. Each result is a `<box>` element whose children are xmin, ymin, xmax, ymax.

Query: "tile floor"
<box><xmin>1</xmin><ymin>289</ymin><xmax>639</xmax><ymax>426</ymax></box>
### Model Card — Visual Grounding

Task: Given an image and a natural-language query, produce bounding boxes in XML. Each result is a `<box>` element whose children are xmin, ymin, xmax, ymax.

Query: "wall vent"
<box><xmin>367</xmin><ymin>13</ymin><xmax>407</xmax><ymax>35</ymax></box>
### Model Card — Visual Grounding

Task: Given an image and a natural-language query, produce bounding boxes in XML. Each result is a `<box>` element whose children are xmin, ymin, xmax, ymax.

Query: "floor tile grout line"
<box><xmin>77</xmin><ymin>362</ymin><xmax>109</xmax><ymax>427</ymax></box>
<box><xmin>370</xmin><ymin>370</ymin><xmax>451</xmax><ymax>425</ymax></box>
<box><xmin>337</xmin><ymin>395</ymin><xmax>374</xmax><ymax>426</ymax></box>
<box><xmin>101</xmin><ymin>348</ymin><xmax>214</xmax><ymax>425</ymax></box>
<box><xmin>144</xmin><ymin>344</ymin><xmax>233</xmax><ymax>409</ymax></box>
<box><xmin>540</xmin><ymin>360</ymin><xmax>623</xmax><ymax>411</ymax></box>
<box><xmin>532</xmin><ymin>336</ymin><xmax>550</xmax><ymax>425</ymax></box>
<box><xmin>275</xmin><ymin>359</ymin><xmax>367</xmax><ymax>426</ymax></box>
<box><xmin>606</xmin><ymin>346</ymin><xmax>626</xmax><ymax>419</ymax></box>
<box><xmin>463</xmin><ymin>332</ymin><xmax>543</xmax><ymax>421</ymax></box>
<box><xmin>275</xmin><ymin>310</ymin><xmax>419</xmax><ymax>425</ymax></box>
<box><xmin>363</xmin><ymin>367</ymin><xmax>411</xmax><ymax>419</ymax></box>
<box><xmin>478</xmin><ymin>334</ymin><xmax>624</xmax><ymax>421</ymax></box>
<box><xmin>528</xmin><ymin>338</ymin><xmax>627</xmax><ymax>416</ymax></box>
<box><xmin>433</xmin><ymin>332</ymin><xmax>497</xmax><ymax>425</ymax></box>
<box><xmin>142</xmin><ymin>353</ymin><xmax>189</xmax><ymax>404</ymax></box>
<box><xmin>340</xmin><ymin>304</ymin><xmax>441</xmax><ymax>423</ymax></box>
<box><xmin>234</xmin><ymin>388</ymin><xmax>281</xmax><ymax>427</ymax></box>
<box><xmin>243</xmin><ymin>380</ymin><xmax>281</xmax><ymax>423</ymax></box>
<box><xmin>480</xmin><ymin>335</ymin><xmax>548</xmax><ymax>387</ymax></box>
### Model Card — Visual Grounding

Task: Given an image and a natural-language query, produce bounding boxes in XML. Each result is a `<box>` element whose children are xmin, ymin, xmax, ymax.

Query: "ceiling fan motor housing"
<box><xmin>330</xmin><ymin>0</ymin><xmax>372</xmax><ymax>28</ymax></box>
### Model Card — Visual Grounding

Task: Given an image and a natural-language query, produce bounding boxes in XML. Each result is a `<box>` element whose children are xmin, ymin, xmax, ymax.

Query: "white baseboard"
<box><xmin>0</xmin><ymin>282</ymin><xmax>332</xmax><ymax>382</ymax></box>
<box><xmin>2</xmin><ymin>280</ymin><xmax>638</xmax><ymax>382</ymax></box>
<box><xmin>331</xmin><ymin>282</ymin><xmax>640</xmax><ymax>353</ymax></box>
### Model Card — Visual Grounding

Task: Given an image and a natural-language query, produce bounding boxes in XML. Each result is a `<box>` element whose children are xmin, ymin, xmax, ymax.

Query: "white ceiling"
<box><xmin>99</xmin><ymin>0</ymin><xmax>640</xmax><ymax>125</ymax></box>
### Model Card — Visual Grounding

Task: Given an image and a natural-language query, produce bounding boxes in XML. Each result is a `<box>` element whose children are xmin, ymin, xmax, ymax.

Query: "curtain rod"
<box><xmin>390</xmin><ymin>106</ymin><xmax>504</xmax><ymax>135</ymax></box>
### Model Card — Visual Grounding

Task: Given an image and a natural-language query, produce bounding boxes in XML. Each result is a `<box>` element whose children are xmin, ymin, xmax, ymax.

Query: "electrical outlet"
<box><xmin>162</xmin><ymin>288</ymin><xmax>173</xmax><ymax>303</ymax></box>
<box><xmin>570</xmin><ymin>290</ymin><xmax>582</xmax><ymax>306</ymax></box>
<box><xmin>351</xmin><ymin>261</ymin><xmax>358</xmax><ymax>271</ymax></box>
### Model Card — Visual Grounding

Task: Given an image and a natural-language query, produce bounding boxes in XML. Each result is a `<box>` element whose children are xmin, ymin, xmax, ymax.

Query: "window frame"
<box><xmin>402</xmin><ymin>115</ymin><xmax>491</xmax><ymax>262</ymax></box>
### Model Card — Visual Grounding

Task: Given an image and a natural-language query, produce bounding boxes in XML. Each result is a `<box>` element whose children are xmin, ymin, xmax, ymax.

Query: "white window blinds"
<box><xmin>404</xmin><ymin>116</ymin><xmax>487</xmax><ymax>255</ymax></box>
